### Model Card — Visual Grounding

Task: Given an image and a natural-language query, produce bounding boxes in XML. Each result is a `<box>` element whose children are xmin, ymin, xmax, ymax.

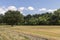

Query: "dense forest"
<box><xmin>0</xmin><ymin>9</ymin><xmax>60</xmax><ymax>25</ymax></box>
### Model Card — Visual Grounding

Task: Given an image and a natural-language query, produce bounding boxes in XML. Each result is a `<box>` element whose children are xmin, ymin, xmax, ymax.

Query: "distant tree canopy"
<box><xmin>1</xmin><ymin>9</ymin><xmax>60</xmax><ymax>25</ymax></box>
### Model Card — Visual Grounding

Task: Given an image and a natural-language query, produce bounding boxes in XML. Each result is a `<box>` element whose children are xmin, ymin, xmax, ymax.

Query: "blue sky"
<box><xmin>0</xmin><ymin>0</ymin><xmax>60</xmax><ymax>15</ymax></box>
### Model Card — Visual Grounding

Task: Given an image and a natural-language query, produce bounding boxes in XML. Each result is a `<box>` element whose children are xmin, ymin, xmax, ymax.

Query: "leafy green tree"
<box><xmin>32</xmin><ymin>14</ymin><xmax>41</xmax><ymax>18</ymax></box>
<box><xmin>49</xmin><ymin>15</ymin><xmax>58</xmax><ymax>25</ymax></box>
<box><xmin>53</xmin><ymin>9</ymin><xmax>60</xmax><ymax>24</ymax></box>
<box><xmin>38</xmin><ymin>12</ymin><xmax>52</xmax><ymax>25</ymax></box>
<box><xmin>38</xmin><ymin>16</ymin><xmax>48</xmax><ymax>25</ymax></box>
<box><xmin>4</xmin><ymin>10</ymin><xmax>24</xmax><ymax>26</ymax></box>
<box><xmin>24</xmin><ymin>14</ymin><xmax>32</xmax><ymax>25</ymax></box>
<box><xmin>28</xmin><ymin>17</ymin><xmax>38</xmax><ymax>25</ymax></box>
<box><xmin>54</xmin><ymin>9</ymin><xmax>60</xmax><ymax>17</ymax></box>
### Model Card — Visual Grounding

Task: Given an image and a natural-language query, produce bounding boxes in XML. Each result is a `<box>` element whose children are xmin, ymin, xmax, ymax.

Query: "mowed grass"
<box><xmin>0</xmin><ymin>25</ymin><xmax>60</xmax><ymax>40</ymax></box>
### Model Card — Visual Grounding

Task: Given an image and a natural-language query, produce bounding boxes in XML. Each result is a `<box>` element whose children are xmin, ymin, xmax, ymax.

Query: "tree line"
<box><xmin>0</xmin><ymin>9</ymin><xmax>60</xmax><ymax>26</ymax></box>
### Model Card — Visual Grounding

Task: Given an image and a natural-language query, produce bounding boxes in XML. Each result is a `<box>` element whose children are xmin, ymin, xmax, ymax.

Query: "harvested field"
<box><xmin>0</xmin><ymin>25</ymin><xmax>60</xmax><ymax>40</ymax></box>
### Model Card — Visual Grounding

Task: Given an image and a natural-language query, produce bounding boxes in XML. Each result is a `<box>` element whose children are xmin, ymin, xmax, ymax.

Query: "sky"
<box><xmin>0</xmin><ymin>0</ymin><xmax>60</xmax><ymax>15</ymax></box>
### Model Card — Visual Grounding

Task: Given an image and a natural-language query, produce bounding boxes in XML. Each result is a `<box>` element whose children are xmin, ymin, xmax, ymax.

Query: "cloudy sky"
<box><xmin>0</xmin><ymin>0</ymin><xmax>60</xmax><ymax>15</ymax></box>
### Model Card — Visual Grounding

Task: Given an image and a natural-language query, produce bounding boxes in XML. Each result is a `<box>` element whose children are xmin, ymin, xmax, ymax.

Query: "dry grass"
<box><xmin>0</xmin><ymin>25</ymin><xmax>60</xmax><ymax>40</ymax></box>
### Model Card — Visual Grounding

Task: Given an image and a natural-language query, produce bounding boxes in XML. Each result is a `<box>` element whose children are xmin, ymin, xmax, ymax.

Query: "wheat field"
<box><xmin>0</xmin><ymin>25</ymin><xmax>60</xmax><ymax>40</ymax></box>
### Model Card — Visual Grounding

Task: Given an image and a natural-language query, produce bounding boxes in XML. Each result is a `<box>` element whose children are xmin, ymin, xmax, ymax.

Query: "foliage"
<box><xmin>3</xmin><ymin>10</ymin><xmax>24</xmax><ymax>26</ymax></box>
<box><xmin>1</xmin><ymin>9</ymin><xmax>60</xmax><ymax>25</ymax></box>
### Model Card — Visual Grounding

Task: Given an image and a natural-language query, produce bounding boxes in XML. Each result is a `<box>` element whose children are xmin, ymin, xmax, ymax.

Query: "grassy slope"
<box><xmin>0</xmin><ymin>25</ymin><xmax>60</xmax><ymax>40</ymax></box>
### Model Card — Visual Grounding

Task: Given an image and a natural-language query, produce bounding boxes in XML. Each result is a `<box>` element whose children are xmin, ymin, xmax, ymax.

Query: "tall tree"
<box><xmin>53</xmin><ymin>9</ymin><xmax>60</xmax><ymax>24</ymax></box>
<box><xmin>4</xmin><ymin>10</ymin><xmax>24</xmax><ymax>26</ymax></box>
<box><xmin>24</xmin><ymin>14</ymin><xmax>32</xmax><ymax>25</ymax></box>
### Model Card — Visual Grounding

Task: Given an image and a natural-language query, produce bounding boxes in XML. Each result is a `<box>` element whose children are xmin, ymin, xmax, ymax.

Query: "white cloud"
<box><xmin>0</xmin><ymin>6</ymin><xmax>58</xmax><ymax>15</ymax></box>
<box><xmin>7</xmin><ymin>6</ymin><xmax>17</xmax><ymax>11</ymax></box>
<box><xmin>0</xmin><ymin>6</ymin><xmax>17</xmax><ymax>14</ymax></box>
<box><xmin>39</xmin><ymin>8</ymin><xmax>57</xmax><ymax>13</ymax></box>
<box><xmin>47</xmin><ymin>9</ymin><xmax>57</xmax><ymax>13</ymax></box>
<box><xmin>18</xmin><ymin>7</ymin><xmax>25</xmax><ymax>11</ymax></box>
<box><xmin>0</xmin><ymin>7</ymin><xmax>6</xmax><ymax>14</ymax></box>
<box><xmin>18</xmin><ymin>7</ymin><xmax>25</xmax><ymax>13</ymax></box>
<box><xmin>28</xmin><ymin>6</ymin><xmax>34</xmax><ymax>10</ymax></box>
<box><xmin>39</xmin><ymin>8</ymin><xmax>47</xmax><ymax>11</ymax></box>
<box><xmin>0</xmin><ymin>6</ymin><xmax>25</xmax><ymax>14</ymax></box>
<box><xmin>47</xmin><ymin>9</ymin><xmax>54</xmax><ymax>12</ymax></box>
